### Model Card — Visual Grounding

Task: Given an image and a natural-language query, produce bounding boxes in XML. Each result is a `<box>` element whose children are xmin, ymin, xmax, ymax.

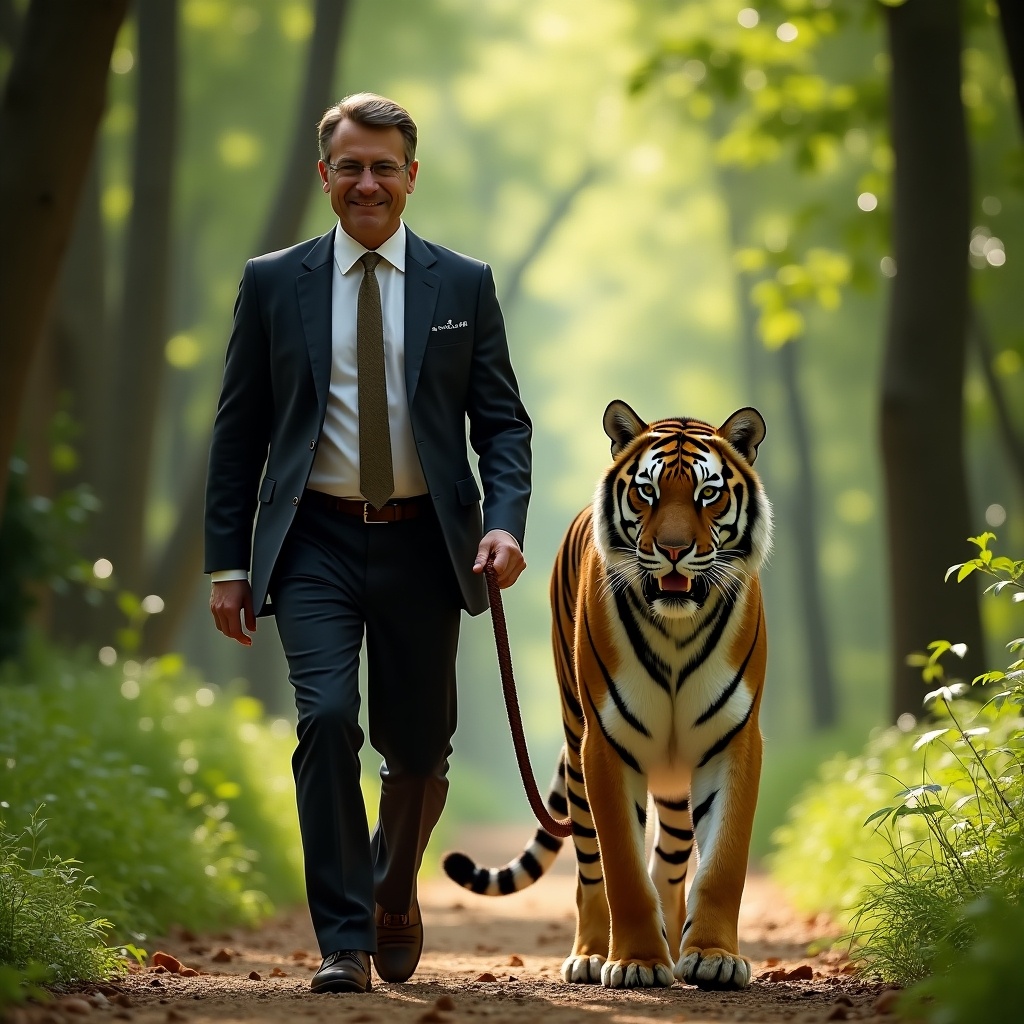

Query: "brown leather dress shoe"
<box><xmin>373</xmin><ymin>900</ymin><xmax>423</xmax><ymax>983</ymax></box>
<box><xmin>311</xmin><ymin>949</ymin><xmax>372</xmax><ymax>993</ymax></box>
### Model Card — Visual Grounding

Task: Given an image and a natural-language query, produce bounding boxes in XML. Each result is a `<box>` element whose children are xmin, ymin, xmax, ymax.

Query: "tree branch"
<box><xmin>143</xmin><ymin>0</ymin><xmax>352</xmax><ymax>650</ymax></box>
<box><xmin>499</xmin><ymin>163</ymin><xmax>599</xmax><ymax>313</ymax></box>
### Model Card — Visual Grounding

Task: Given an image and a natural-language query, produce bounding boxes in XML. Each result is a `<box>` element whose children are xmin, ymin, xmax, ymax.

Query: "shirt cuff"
<box><xmin>210</xmin><ymin>569</ymin><xmax>249</xmax><ymax>583</ymax></box>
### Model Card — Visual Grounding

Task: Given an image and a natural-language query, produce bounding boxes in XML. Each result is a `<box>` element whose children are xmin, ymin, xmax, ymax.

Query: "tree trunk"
<box><xmin>0</xmin><ymin>0</ymin><xmax>21</xmax><ymax>51</ymax></box>
<box><xmin>719</xmin><ymin>161</ymin><xmax>838</xmax><ymax>730</ymax></box>
<box><xmin>95</xmin><ymin>0</ymin><xmax>178</xmax><ymax>597</ymax></box>
<box><xmin>140</xmin><ymin>0</ymin><xmax>352</xmax><ymax>654</ymax></box>
<box><xmin>0</xmin><ymin>0</ymin><xmax>128</xmax><ymax>523</ymax></box>
<box><xmin>881</xmin><ymin>0</ymin><xmax>984</xmax><ymax>721</ymax></box>
<box><xmin>972</xmin><ymin>308</ymin><xmax>1024</xmax><ymax>498</ymax></box>
<box><xmin>778</xmin><ymin>339</ymin><xmax>838</xmax><ymax>728</ymax></box>
<box><xmin>257</xmin><ymin>0</ymin><xmax>351</xmax><ymax>255</ymax></box>
<box><xmin>996</xmin><ymin>0</ymin><xmax>1024</xmax><ymax>132</ymax></box>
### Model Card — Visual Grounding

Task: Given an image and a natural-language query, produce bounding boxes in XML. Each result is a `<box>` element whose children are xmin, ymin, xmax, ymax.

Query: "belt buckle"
<box><xmin>363</xmin><ymin>502</ymin><xmax>388</xmax><ymax>524</ymax></box>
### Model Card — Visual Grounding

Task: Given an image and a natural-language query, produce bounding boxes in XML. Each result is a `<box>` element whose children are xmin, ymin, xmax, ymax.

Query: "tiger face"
<box><xmin>596</xmin><ymin>400</ymin><xmax>771</xmax><ymax>620</ymax></box>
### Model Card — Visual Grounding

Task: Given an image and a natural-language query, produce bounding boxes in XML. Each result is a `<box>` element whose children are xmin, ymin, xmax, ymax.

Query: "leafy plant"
<box><xmin>0</xmin><ymin>812</ymin><xmax>124</xmax><ymax>1011</ymax></box>
<box><xmin>0</xmin><ymin>457</ymin><xmax>101</xmax><ymax>663</ymax></box>
<box><xmin>771</xmin><ymin>534</ymin><xmax>1024</xmax><ymax>1012</ymax></box>
<box><xmin>0</xmin><ymin>644</ymin><xmax>305</xmax><ymax>939</ymax></box>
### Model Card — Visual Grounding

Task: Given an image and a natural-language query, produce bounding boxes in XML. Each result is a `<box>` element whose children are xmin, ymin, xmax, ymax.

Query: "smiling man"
<box><xmin>204</xmin><ymin>94</ymin><xmax>532</xmax><ymax>994</ymax></box>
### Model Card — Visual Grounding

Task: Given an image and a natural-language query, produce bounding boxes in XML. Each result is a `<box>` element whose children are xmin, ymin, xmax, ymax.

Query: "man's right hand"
<box><xmin>210</xmin><ymin>579</ymin><xmax>257</xmax><ymax>646</ymax></box>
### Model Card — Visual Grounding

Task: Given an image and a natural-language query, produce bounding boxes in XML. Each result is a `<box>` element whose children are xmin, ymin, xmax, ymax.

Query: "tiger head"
<box><xmin>595</xmin><ymin>400</ymin><xmax>772</xmax><ymax>620</ymax></box>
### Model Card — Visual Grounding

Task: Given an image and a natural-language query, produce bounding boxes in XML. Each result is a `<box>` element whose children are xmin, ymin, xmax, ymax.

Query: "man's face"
<box><xmin>318</xmin><ymin>119</ymin><xmax>418</xmax><ymax>250</ymax></box>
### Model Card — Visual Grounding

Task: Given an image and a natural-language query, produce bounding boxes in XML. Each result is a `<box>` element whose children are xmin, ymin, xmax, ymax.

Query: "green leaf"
<box><xmin>911</xmin><ymin>729</ymin><xmax>949</xmax><ymax>751</ymax></box>
<box><xmin>894</xmin><ymin>803</ymin><xmax>943</xmax><ymax>819</ymax></box>
<box><xmin>116</xmin><ymin>591</ymin><xmax>141</xmax><ymax>619</ymax></box>
<box><xmin>957</xmin><ymin>563</ymin><xmax>979</xmax><ymax>583</ymax></box>
<box><xmin>863</xmin><ymin>806</ymin><xmax>895</xmax><ymax>827</ymax></box>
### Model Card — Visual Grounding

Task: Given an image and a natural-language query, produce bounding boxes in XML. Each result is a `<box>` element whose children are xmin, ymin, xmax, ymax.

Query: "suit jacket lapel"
<box><xmin>297</xmin><ymin>228</ymin><xmax>336</xmax><ymax>421</ymax></box>
<box><xmin>404</xmin><ymin>228</ymin><xmax>439</xmax><ymax>406</ymax></box>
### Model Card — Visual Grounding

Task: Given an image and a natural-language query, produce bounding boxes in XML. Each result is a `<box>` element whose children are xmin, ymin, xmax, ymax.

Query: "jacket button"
<box><xmin>292</xmin><ymin>496</ymin><xmax>299</xmax><ymax>506</ymax></box>
<box><xmin>309</xmin><ymin>439</ymin><xmax>316</xmax><ymax>449</ymax></box>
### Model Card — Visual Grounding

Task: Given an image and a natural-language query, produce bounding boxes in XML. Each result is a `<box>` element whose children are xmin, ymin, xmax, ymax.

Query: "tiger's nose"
<box><xmin>656</xmin><ymin>541</ymin><xmax>687</xmax><ymax>563</ymax></box>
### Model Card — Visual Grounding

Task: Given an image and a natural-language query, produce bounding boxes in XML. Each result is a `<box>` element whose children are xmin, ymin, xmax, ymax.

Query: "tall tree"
<box><xmin>142</xmin><ymin>0</ymin><xmax>352</xmax><ymax>655</ymax></box>
<box><xmin>881</xmin><ymin>0</ymin><xmax>984</xmax><ymax>718</ymax></box>
<box><xmin>95</xmin><ymin>0</ymin><xmax>179</xmax><ymax>599</ymax></box>
<box><xmin>0</xmin><ymin>0</ymin><xmax>128</xmax><ymax>522</ymax></box>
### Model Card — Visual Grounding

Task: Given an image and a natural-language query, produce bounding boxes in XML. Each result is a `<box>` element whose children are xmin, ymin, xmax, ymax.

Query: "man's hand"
<box><xmin>473</xmin><ymin>529</ymin><xmax>526</xmax><ymax>589</ymax></box>
<box><xmin>210</xmin><ymin>579</ymin><xmax>257</xmax><ymax>645</ymax></box>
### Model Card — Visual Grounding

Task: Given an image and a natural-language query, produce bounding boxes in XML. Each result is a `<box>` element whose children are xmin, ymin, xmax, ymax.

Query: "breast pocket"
<box><xmin>427</xmin><ymin>333</ymin><xmax>472</xmax><ymax>351</ymax></box>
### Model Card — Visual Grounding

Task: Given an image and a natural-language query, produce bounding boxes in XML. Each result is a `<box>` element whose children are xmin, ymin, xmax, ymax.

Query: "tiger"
<box><xmin>444</xmin><ymin>399</ymin><xmax>771</xmax><ymax>991</ymax></box>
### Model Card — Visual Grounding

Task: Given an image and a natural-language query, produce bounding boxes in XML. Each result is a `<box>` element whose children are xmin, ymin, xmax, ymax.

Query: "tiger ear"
<box><xmin>719</xmin><ymin>407</ymin><xmax>766</xmax><ymax>465</ymax></box>
<box><xmin>603</xmin><ymin>400</ymin><xmax>647</xmax><ymax>457</ymax></box>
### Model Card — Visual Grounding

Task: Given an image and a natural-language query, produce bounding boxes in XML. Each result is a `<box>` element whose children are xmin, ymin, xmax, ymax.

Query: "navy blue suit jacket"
<box><xmin>204</xmin><ymin>226</ymin><xmax>532</xmax><ymax>616</ymax></box>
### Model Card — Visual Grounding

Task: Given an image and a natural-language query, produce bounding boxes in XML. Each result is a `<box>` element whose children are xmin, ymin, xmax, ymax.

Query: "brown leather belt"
<box><xmin>304</xmin><ymin>489</ymin><xmax>432</xmax><ymax>523</ymax></box>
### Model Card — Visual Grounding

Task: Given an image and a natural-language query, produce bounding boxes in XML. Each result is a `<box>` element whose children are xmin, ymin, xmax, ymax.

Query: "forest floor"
<box><xmin>14</xmin><ymin>829</ymin><xmax>898</xmax><ymax>1024</ymax></box>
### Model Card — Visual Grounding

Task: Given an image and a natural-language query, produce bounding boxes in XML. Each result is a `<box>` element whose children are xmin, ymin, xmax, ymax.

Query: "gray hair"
<box><xmin>318</xmin><ymin>93</ymin><xmax>418</xmax><ymax>164</ymax></box>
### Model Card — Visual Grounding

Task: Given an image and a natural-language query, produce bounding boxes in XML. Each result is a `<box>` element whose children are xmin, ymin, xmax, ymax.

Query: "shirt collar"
<box><xmin>334</xmin><ymin>220</ymin><xmax>407</xmax><ymax>275</ymax></box>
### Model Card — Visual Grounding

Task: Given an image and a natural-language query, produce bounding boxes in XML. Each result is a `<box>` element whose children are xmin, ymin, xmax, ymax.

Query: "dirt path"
<box><xmin>25</xmin><ymin>836</ymin><xmax>894</xmax><ymax>1024</ymax></box>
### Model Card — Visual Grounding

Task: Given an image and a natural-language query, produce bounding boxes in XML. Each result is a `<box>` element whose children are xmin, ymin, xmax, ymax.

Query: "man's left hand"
<box><xmin>473</xmin><ymin>529</ymin><xmax>526</xmax><ymax>589</ymax></box>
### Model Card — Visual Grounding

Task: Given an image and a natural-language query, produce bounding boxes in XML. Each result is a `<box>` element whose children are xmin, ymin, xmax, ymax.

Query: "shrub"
<box><xmin>770</xmin><ymin>533</ymin><xmax>1024</xmax><ymax>1018</ymax></box>
<box><xmin>0</xmin><ymin>457</ymin><xmax>100</xmax><ymax>663</ymax></box>
<box><xmin>0</xmin><ymin>812</ymin><xmax>124</xmax><ymax>1010</ymax></box>
<box><xmin>0</xmin><ymin>644</ymin><xmax>304</xmax><ymax>939</ymax></box>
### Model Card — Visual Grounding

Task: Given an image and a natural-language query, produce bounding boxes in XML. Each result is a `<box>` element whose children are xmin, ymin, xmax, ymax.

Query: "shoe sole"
<box><xmin>311</xmin><ymin>978</ymin><xmax>372</xmax><ymax>994</ymax></box>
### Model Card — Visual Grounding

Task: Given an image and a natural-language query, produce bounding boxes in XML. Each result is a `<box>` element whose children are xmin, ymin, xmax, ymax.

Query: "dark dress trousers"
<box><xmin>204</xmin><ymin>225</ymin><xmax>532</xmax><ymax>955</ymax></box>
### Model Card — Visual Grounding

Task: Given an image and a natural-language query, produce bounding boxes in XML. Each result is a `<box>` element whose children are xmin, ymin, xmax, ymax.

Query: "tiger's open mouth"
<box><xmin>657</xmin><ymin>570</ymin><xmax>692</xmax><ymax>593</ymax></box>
<box><xmin>642</xmin><ymin>569</ymin><xmax>710</xmax><ymax>608</ymax></box>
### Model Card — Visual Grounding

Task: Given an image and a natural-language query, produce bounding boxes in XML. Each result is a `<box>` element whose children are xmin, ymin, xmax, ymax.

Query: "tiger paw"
<box><xmin>674</xmin><ymin>947</ymin><xmax>752</xmax><ymax>990</ymax></box>
<box><xmin>561</xmin><ymin>953</ymin><xmax>605</xmax><ymax>984</ymax></box>
<box><xmin>600</xmin><ymin>958</ymin><xmax>674</xmax><ymax>989</ymax></box>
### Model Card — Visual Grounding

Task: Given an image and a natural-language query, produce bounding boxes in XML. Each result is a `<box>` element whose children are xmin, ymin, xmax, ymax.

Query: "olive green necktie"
<box><xmin>357</xmin><ymin>252</ymin><xmax>394</xmax><ymax>509</ymax></box>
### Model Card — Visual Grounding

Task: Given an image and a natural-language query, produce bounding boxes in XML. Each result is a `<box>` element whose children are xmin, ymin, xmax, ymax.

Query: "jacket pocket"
<box><xmin>456</xmin><ymin>475</ymin><xmax>481</xmax><ymax>506</ymax></box>
<box><xmin>259</xmin><ymin>476</ymin><xmax>276</xmax><ymax>503</ymax></box>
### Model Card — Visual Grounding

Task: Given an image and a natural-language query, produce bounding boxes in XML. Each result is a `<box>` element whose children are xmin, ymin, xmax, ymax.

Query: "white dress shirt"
<box><xmin>211</xmin><ymin>221</ymin><xmax>427</xmax><ymax>582</ymax></box>
<box><xmin>307</xmin><ymin>220</ymin><xmax>427</xmax><ymax>499</ymax></box>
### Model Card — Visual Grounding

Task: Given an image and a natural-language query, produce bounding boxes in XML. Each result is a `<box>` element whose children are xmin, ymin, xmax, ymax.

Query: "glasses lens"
<box><xmin>331</xmin><ymin>161</ymin><xmax>404</xmax><ymax>178</ymax></box>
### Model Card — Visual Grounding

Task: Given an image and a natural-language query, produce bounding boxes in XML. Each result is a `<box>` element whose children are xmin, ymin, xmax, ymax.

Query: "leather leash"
<box><xmin>484</xmin><ymin>558</ymin><xmax>573</xmax><ymax>838</ymax></box>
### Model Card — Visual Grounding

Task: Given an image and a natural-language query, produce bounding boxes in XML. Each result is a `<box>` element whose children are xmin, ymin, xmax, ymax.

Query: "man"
<box><xmin>204</xmin><ymin>93</ymin><xmax>532</xmax><ymax>994</ymax></box>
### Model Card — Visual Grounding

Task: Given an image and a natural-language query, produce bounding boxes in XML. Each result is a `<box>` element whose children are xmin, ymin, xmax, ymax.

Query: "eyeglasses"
<box><xmin>324</xmin><ymin>159</ymin><xmax>410</xmax><ymax>179</ymax></box>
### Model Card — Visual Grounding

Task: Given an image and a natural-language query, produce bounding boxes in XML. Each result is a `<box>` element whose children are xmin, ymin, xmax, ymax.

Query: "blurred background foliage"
<box><xmin>1</xmin><ymin>0</ymin><xmax>1023</xmax><ymax>951</ymax></box>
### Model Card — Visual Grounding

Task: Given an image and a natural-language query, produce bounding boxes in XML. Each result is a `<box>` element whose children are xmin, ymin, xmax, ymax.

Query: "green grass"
<box><xmin>0</xmin><ymin>642</ymin><xmax>305</xmax><ymax>939</ymax></box>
